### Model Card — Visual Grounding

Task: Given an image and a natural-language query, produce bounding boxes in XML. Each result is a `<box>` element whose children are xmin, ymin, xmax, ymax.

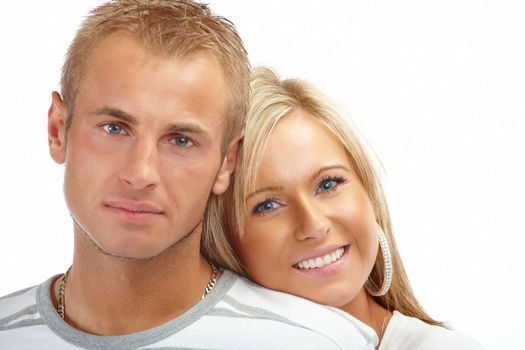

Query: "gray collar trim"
<box><xmin>36</xmin><ymin>270</ymin><xmax>237</xmax><ymax>350</ymax></box>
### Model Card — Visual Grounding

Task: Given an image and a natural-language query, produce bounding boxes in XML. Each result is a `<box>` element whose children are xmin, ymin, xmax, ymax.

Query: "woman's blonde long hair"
<box><xmin>207</xmin><ymin>66</ymin><xmax>442</xmax><ymax>326</ymax></box>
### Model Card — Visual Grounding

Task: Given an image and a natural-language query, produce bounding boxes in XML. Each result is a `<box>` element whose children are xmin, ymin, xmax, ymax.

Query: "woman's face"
<box><xmin>234</xmin><ymin>109</ymin><xmax>379</xmax><ymax>307</ymax></box>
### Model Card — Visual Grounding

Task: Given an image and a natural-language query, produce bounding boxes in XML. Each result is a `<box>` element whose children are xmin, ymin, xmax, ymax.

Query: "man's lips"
<box><xmin>104</xmin><ymin>199</ymin><xmax>164</xmax><ymax>215</ymax></box>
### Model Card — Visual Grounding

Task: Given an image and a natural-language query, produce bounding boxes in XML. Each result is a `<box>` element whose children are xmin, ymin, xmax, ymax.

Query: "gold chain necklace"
<box><xmin>57</xmin><ymin>264</ymin><xmax>219</xmax><ymax>320</ymax></box>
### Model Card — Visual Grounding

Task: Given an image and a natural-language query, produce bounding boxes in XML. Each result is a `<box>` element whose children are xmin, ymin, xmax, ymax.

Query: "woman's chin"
<box><xmin>285</xmin><ymin>284</ymin><xmax>359</xmax><ymax>309</ymax></box>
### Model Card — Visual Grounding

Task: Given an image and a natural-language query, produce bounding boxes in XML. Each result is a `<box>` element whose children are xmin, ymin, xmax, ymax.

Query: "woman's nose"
<box><xmin>294</xmin><ymin>199</ymin><xmax>330</xmax><ymax>241</ymax></box>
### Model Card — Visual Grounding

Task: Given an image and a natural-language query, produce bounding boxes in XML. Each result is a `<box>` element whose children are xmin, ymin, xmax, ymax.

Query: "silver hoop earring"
<box><xmin>366</xmin><ymin>223</ymin><xmax>393</xmax><ymax>297</ymax></box>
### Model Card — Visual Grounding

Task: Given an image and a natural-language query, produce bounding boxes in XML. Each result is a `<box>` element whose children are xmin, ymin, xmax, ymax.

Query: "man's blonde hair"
<box><xmin>212</xmin><ymin>66</ymin><xmax>443</xmax><ymax>326</ymax></box>
<box><xmin>61</xmin><ymin>0</ymin><xmax>250</xmax><ymax>268</ymax></box>
<box><xmin>61</xmin><ymin>0</ymin><xmax>249</xmax><ymax>149</ymax></box>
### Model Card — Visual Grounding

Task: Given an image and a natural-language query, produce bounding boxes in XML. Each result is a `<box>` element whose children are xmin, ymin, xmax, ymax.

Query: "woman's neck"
<box><xmin>340</xmin><ymin>289</ymin><xmax>391</xmax><ymax>347</ymax></box>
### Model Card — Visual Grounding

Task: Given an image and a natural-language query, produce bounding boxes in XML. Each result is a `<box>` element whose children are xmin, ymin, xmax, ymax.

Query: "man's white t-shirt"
<box><xmin>0</xmin><ymin>270</ymin><xmax>377</xmax><ymax>349</ymax></box>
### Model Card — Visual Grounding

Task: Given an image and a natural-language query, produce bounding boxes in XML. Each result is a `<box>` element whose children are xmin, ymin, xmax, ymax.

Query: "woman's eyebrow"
<box><xmin>311</xmin><ymin>165</ymin><xmax>350</xmax><ymax>181</ymax></box>
<box><xmin>246</xmin><ymin>186</ymin><xmax>283</xmax><ymax>200</ymax></box>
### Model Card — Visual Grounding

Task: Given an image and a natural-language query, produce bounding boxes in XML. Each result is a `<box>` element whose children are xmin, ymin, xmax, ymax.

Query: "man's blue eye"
<box><xmin>254</xmin><ymin>200</ymin><xmax>279</xmax><ymax>214</ymax></box>
<box><xmin>103</xmin><ymin>123</ymin><xmax>125</xmax><ymax>135</ymax></box>
<box><xmin>172</xmin><ymin>136</ymin><xmax>193</xmax><ymax>148</ymax></box>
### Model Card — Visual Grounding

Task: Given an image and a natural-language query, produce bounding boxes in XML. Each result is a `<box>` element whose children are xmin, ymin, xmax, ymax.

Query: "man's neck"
<box><xmin>52</xmin><ymin>227</ymin><xmax>213</xmax><ymax>336</ymax></box>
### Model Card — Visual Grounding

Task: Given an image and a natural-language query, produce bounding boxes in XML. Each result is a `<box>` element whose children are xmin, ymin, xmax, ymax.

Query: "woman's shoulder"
<box><xmin>380</xmin><ymin>311</ymin><xmax>483</xmax><ymax>350</ymax></box>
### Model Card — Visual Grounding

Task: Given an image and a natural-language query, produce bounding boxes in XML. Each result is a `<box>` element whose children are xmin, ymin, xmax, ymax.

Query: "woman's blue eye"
<box><xmin>317</xmin><ymin>176</ymin><xmax>347</xmax><ymax>194</ymax></box>
<box><xmin>171</xmin><ymin>136</ymin><xmax>194</xmax><ymax>148</ymax></box>
<box><xmin>253</xmin><ymin>200</ymin><xmax>279</xmax><ymax>214</ymax></box>
<box><xmin>319</xmin><ymin>179</ymin><xmax>337</xmax><ymax>192</ymax></box>
<box><xmin>103</xmin><ymin>123</ymin><xmax>125</xmax><ymax>135</ymax></box>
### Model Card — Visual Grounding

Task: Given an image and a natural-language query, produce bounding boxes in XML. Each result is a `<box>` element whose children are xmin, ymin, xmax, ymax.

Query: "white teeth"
<box><xmin>296</xmin><ymin>247</ymin><xmax>345</xmax><ymax>269</ymax></box>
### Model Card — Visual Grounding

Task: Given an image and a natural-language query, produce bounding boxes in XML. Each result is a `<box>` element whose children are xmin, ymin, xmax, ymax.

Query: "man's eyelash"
<box><xmin>100</xmin><ymin>122</ymin><xmax>128</xmax><ymax>134</ymax></box>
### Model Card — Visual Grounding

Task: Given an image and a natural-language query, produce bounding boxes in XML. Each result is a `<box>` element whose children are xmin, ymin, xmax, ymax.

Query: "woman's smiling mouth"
<box><xmin>294</xmin><ymin>246</ymin><xmax>347</xmax><ymax>270</ymax></box>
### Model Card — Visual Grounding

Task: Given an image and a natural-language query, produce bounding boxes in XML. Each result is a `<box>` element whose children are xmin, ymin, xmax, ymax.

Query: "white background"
<box><xmin>1</xmin><ymin>1</ymin><xmax>523</xmax><ymax>348</ymax></box>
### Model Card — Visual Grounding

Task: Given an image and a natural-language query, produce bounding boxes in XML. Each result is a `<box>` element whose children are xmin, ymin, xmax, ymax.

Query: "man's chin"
<box><xmin>90</xmin><ymin>238</ymin><xmax>171</xmax><ymax>261</ymax></box>
<box><xmin>72</xmin><ymin>217</ymin><xmax>169</xmax><ymax>260</ymax></box>
<box><xmin>97</xmin><ymin>246</ymin><xmax>157</xmax><ymax>261</ymax></box>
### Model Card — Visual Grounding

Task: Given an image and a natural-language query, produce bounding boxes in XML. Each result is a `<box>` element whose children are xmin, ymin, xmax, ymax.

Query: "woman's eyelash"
<box><xmin>317</xmin><ymin>175</ymin><xmax>348</xmax><ymax>193</ymax></box>
<box><xmin>250</xmin><ymin>176</ymin><xmax>348</xmax><ymax>216</ymax></box>
<box><xmin>321</xmin><ymin>175</ymin><xmax>347</xmax><ymax>183</ymax></box>
<box><xmin>251</xmin><ymin>197</ymin><xmax>280</xmax><ymax>215</ymax></box>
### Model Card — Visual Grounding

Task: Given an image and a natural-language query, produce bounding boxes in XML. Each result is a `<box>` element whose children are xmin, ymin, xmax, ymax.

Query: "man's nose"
<box><xmin>294</xmin><ymin>198</ymin><xmax>330</xmax><ymax>241</ymax></box>
<box><xmin>119</xmin><ymin>139</ymin><xmax>160</xmax><ymax>190</ymax></box>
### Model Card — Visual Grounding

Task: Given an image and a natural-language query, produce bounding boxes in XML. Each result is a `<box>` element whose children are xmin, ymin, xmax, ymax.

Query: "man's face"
<box><xmin>49</xmin><ymin>33</ymin><xmax>233</xmax><ymax>259</ymax></box>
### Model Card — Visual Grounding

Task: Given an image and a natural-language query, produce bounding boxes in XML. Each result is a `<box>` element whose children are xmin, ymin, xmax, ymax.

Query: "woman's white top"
<box><xmin>379</xmin><ymin>311</ymin><xmax>483</xmax><ymax>349</ymax></box>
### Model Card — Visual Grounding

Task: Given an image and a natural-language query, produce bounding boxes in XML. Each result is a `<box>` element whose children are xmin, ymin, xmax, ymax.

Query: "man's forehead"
<box><xmin>83</xmin><ymin>32</ymin><xmax>226</xmax><ymax>81</ymax></box>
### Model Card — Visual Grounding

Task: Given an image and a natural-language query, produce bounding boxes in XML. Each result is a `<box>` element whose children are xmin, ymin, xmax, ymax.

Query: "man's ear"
<box><xmin>212</xmin><ymin>131</ymin><xmax>244</xmax><ymax>195</ymax></box>
<box><xmin>48</xmin><ymin>91</ymin><xmax>67</xmax><ymax>164</ymax></box>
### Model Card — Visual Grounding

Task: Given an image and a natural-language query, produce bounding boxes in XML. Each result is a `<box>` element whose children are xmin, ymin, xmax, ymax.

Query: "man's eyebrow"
<box><xmin>165</xmin><ymin>122</ymin><xmax>207</xmax><ymax>136</ymax></box>
<box><xmin>311</xmin><ymin>165</ymin><xmax>350</xmax><ymax>181</ymax></box>
<box><xmin>92</xmin><ymin>107</ymin><xmax>135</xmax><ymax>123</ymax></box>
<box><xmin>92</xmin><ymin>107</ymin><xmax>208</xmax><ymax>136</ymax></box>
<box><xmin>246</xmin><ymin>186</ymin><xmax>283</xmax><ymax>200</ymax></box>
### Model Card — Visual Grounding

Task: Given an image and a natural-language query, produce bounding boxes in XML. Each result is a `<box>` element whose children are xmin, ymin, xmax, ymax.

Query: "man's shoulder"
<box><xmin>216</xmin><ymin>272</ymin><xmax>378</xmax><ymax>349</ymax></box>
<box><xmin>225</xmin><ymin>273</ymin><xmax>335</xmax><ymax>309</ymax></box>
<box><xmin>0</xmin><ymin>272</ymin><xmax>376</xmax><ymax>349</ymax></box>
<box><xmin>225</xmin><ymin>273</ymin><xmax>360</xmax><ymax>322</ymax></box>
<box><xmin>0</xmin><ymin>285</ymin><xmax>39</xmax><ymax>316</ymax></box>
<box><xmin>0</xmin><ymin>283</ymin><xmax>42</xmax><ymax>334</ymax></box>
